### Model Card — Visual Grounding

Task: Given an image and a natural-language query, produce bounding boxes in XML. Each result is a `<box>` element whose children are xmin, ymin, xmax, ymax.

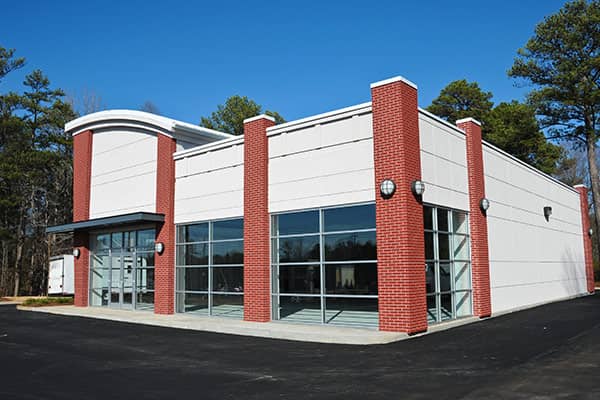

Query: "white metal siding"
<box><xmin>484</xmin><ymin>146</ymin><xmax>587</xmax><ymax>313</ymax></box>
<box><xmin>89</xmin><ymin>129</ymin><xmax>157</xmax><ymax>218</ymax></box>
<box><xmin>268</xmin><ymin>113</ymin><xmax>375</xmax><ymax>213</ymax></box>
<box><xmin>419</xmin><ymin>114</ymin><xmax>469</xmax><ymax>211</ymax></box>
<box><xmin>174</xmin><ymin>142</ymin><xmax>244</xmax><ymax>223</ymax></box>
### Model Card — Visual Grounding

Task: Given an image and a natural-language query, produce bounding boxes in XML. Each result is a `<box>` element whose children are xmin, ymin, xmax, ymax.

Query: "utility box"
<box><xmin>48</xmin><ymin>255</ymin><xmax>75</xmax><ymax>295</ymax></box>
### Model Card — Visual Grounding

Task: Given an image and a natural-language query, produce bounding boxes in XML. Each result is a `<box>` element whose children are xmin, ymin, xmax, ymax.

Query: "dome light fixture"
<box><xmin>72</xmin><ymin>248</ymin><xmax>81</xmax><ymax>259</ymax></box>
<box><xmin>411</xmin><ymin>180</ymin><xmax>426</xmax><ymax>196</ymax></box>
<box><xmin>155</xmin><ymin>242</ymin><xmax>165</xmax><ymax>255</ymax></box>
<box><xmin>479</xmin><ymin>198</ymin><xmax>490</xmax><ymax>212</ymax></box>
<box><xmin>380</xmin><ymin>179</ymin><xmax>396</xmax><ymax>198</ymax></box>
<box><xmin>589</xmin><ymin>228</ymin><xmax>593</xmax><ymax>237</ymax></box>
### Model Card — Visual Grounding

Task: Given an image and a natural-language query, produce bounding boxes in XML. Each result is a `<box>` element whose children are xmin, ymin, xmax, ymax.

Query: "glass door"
<box><xmin>109</xmin><ymin>254</ymin><xmax>122</xmax><ymax>307</ymax></box>
<box><xmin>122</xmin><ymin>253</ymin><xmax>135</xmax><ymax>309</ymax></box>
<box><xmin>108</xmin><ymin>252</ymin><xmax>136</xmax><ymax>309</ymax></box>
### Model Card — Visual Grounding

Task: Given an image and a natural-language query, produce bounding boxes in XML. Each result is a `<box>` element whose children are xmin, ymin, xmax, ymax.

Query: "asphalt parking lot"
<box><xmin>1</xmin><ymin>294</ymin><xmax>599</xmax><ymax>400</ymax></box>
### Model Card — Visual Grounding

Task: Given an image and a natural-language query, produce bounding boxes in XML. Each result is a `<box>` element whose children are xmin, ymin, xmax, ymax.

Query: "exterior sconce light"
<box><xmin>411</xmin><ymin>180</ymin><xmax>426</xmax><ymax>196</ymax></box>
<box><xmin>380</xmin><ymin>179</ymin><xmax>396</xmax><ymax>199</ymax></box>
<box><xmin>72</xmin><ymin>248</ymin><xmax>81</xmax><ymax>259</ymax></box>
<box><xmin>543</xmin><ymin>206</ymin><xmax>553</xmax><ymax>221</ymax></box>
<box><xmin>479</xmin><ymin>198</ymin><xmax>490</xmax><ymax>212</ymax></box>
<box><xmin>155</xmin><ymin>242</ymin><xmax>165</xmax><ymax>255</ymax></box>
<box><xmin>589</xmin><ymin>228</ymin><xmax>593</xmax><ymax>237</ymax></box>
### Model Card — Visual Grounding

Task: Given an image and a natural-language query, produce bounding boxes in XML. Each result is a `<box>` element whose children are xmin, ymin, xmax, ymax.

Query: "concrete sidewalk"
<box><xmin>17</xmin><ymin>305</ymin><xmax>409</xmax><ymax>344</ymax></box>
<box><xmin>16</xmin><ymin>305</ymin><xmax>479</xmax><ymax>345</ymax></box>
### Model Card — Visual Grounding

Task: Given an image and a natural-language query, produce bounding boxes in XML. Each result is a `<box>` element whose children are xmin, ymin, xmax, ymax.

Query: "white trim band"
<box><xmin>370</xmin><ymin>75</ymin><xmax>418</xmax><ymax>90</ymax></box>
<box><xmin>456</xmin><ymin>117</ymin><xmax>482</xmax><ymax>126</ymax></box>
<box><xmin>243</xmin><ymin>114</ymin><xmax>276</xmax><ymax>124</ymax></box>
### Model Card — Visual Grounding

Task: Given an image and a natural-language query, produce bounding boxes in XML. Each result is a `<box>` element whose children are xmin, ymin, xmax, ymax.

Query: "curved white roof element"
<box><xmin>65</xmin><ymin>109</ymin><xmax>234</xmax><ymax>143</ymax></box>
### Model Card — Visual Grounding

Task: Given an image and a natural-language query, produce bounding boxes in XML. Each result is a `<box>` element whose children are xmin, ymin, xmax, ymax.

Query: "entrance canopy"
<box><xmin>46</xmin><ymin>212</ymin><xmax>165</xmax><ymax>234</ymax></box>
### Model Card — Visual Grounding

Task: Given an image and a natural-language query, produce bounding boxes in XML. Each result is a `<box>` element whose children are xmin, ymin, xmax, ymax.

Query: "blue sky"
<box><xmin>1</xmin><ymin>0</ymin><xmax>568</xmax><ymax>124</ymax></box>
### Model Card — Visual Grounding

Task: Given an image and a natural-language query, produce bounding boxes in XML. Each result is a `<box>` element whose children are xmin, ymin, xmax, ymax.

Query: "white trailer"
<box><xmin>48</xmin><ymin>255</ymin><xmax>75</xmax><ymax>295</ymax></box>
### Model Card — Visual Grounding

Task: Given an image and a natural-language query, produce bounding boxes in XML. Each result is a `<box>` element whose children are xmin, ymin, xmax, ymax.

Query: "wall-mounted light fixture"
<box><xmin>380</xmin><ymin>179</ymin><xmax>396</xmax><ymax>198</ymax></box>
<box><xmin>411</xmin><ymin>180</ymin><xmax>426</xmax><ymax>196</ymax></box>
<box><xmin>479</xmin><ymin>198</ymin><xmax>490</xmax><ymax>212</ymax></box>
<box><xmin>589</xmin><ymin>228</ymin><xmax>593</xmax><ymax>237</ymax></box>
<box><xmin>72</xmin><ymin>248</ymin><xmax>80</xmax><ymax>259</ymax></box>
<box><xmin>155</xmin><ymin>242</ymin><xmax>165</xmax><ymax>255</ymax></box>
<box><xmin>543</xmin><ymin>206</ymin><xmax>553</xmax><ymax>221</ymax></box>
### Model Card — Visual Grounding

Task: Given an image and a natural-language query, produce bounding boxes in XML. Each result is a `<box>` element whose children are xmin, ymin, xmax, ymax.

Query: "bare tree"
<box><xmin>140</xmin><ymin>101</ymin><xmax>160</xmax><ymax>115</ymax></box>
<box><xmin>66</xmin><ymin>88</ymin><xmax>104</xmax><ymax>116</ymax></box>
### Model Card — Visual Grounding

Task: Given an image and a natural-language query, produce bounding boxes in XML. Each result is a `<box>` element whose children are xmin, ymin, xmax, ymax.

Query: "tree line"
<box><xmin>0</xmin><ymin>0</ymin><xmax>598</xmax><ymax>297</ymax></box>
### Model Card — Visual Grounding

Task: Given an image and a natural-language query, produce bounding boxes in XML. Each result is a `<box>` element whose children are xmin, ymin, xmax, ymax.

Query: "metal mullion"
<box><xmin>278</xmin><ymin>261</ymin><xmax>323</xmax><ymax>266</ymax></box>
<box><xmin>449</xmin><ymin>211</ymin><xmax>456</xmax><ymax>319</ymax></box>
<box><xmin>278</xmin><ymin>293</ymin><xmax>321</xmax><ymax>297</ymax></box>
<box><xmin>433</xmin><ymin>208</ymin><xmax>441</xmax><ymax>323</ymax></box>
<box><xmin>322</xmin><ymin>260</ymin><xmax>377</xmax><ymax>265</ymax></box>
<box><xmin>132</xmin><ymin>250</ymin><xmax>137</xmax><ymax>310</ymax></box>
<box><xmin>273</xmin><ymin>232</ymin><xmax>320</xmax><ymax>239</ymax></box>
<box><xmin>321</xmin><ymin>227</ymin><xmax>376</xmax><ymax>236</ymax></box>
<box><xmin>208</xmin><ymin>222</ymin><xmax>213</xmax><ymax>316</ymax></box>
<box><xmin>324</xmin><ymin>294</ymin><xmax>378</xmax><ymax>299</ymax></box>
<box><xmin>319</xmin><ymin>209</ymin><xmax>325</xmax><ymax>324</ymax></box>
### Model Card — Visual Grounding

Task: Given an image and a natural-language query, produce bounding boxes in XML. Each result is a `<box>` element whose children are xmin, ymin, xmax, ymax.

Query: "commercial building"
<box><xmin>48</xmin><ymin>76</ymin><xmax>595</xmax><ymax>333</ymax></box>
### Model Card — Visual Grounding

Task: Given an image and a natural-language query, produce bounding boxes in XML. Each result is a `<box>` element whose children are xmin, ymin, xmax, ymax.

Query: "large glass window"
<box><xmin>424</xmin><ymin>206</ymin><xmax>472</xmax><ymax>324</ymax></box>
<box><xmin>271</xmin><ymin>203</ymin><xmax>378</xmax><ymax>328</ymax></box>
<box><xmin>89</xmin><ymin>228</ymin><xmax>155</xmax><ymax>311</ymax></box>
<box><xmin>176</xmin><ymin>218</ymin><xmax>244</xmax><ymax>318</ymax></box>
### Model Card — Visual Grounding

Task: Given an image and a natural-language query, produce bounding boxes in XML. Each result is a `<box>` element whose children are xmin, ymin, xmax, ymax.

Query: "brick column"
<box><xmin>457</xmin><ymin>118</ymin><xmax>492</xmax><ymax>318</ymax></box>
<box><xmin>243</xmin><ymin>114</ymin><xmax>275</xmax><ymax>322</ymax></box>
<box><xmin>574</xmin><ymin>185</ymin><xmax>595</xmax><ymax>293</ymax></box>
<box><xmin>154</xmin><ymin>134</ymin><xmax>176</xmax><ymax>314</ymax></box>
<box><xmin>371</xmin><ymin>76</ymin><xmax>427</xmax><ymax>334</ymax></box>
<box><xmin>72</xmin><ymin>130</ymin><xmax>93</xmax><ymax>307</ymax></box>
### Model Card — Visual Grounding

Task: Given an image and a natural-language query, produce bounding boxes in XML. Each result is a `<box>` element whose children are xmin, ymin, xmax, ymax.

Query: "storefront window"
<box><xmin>424</xmin><ymin>206</ymin><xmax>472</xmax><ymax>323</ymax></box>
<box><xmin>271</xmin><ymin>203</ymin><xmax>378</xmax><ymax>328</ymax></box>
<box><xmin>175</xmin><ymin>218</ymin><xmax>244</xmax><ymax>318</ymax></box>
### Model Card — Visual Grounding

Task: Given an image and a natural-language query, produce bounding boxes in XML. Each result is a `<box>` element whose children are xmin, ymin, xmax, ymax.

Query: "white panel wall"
<box><xmin>174</xmin><ymin>142</ymin><xmax>244</xmax><ymax>223</ymax></box>
<box><xmin>419</xmin><ymin>114</ymin><xmax>469</xmax><ymax>211</ymax></box>
<box><xmin>269</xmin><ymin>113</ymin><xmax>375</xmax><ymax>213</ymax></box>
<box><xmin>484</xmin><ymin>146</ymin><xmax>587</xmax><ymax>313</ymax></box>
<box><xmin>89</xmin><ymin>129</ymin><xmax>157</xmax><ymax>218</ymax></box>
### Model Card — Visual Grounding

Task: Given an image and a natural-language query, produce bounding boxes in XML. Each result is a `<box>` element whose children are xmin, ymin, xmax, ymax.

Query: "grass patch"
<box><xmin>22</xmin><ymin>297</ymin><xmax>73</xmax><ymax>307</ymax></box>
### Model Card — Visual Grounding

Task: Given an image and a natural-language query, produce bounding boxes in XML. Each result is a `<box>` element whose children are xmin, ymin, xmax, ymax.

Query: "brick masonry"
<box><xmin>457</xmin><ymin>119</ymin><xmax>492</xmax><ymax>318</ymax></box>
<box><xmin>575</xmin><ymin>185</ymin><xmax>595</xmax><ymax>293</ymax></box>
<box><xmin>371</xmin><ymin>79</ymin><xmax>428</xmax><ymax>334</ymax></box>
<box><xmin>154</xmin><ymin>134</ymin><xmax>177</xmax><ymax>314</ymax></box>
<box><xmin>72</xmin><ymin>130</ymin><xmax>93</xmax><ymax>307</ymax></box>
<box><xmin>243</xmin><ymin>116</ymin><xmax>275</xmax><ymax>322</ymax></box>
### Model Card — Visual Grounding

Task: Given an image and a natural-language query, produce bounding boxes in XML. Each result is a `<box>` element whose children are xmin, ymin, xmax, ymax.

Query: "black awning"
<box><xmin>46</xmin><ymin>212</ymin><xmax>165</xmax><ymax>234</ymax></box>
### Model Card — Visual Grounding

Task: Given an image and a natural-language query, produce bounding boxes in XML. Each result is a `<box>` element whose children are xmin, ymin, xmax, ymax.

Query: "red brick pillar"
<box><xmin>457</xmin><ymin>118</ymin><xmax>492</xmax><ymax>318</ymax></box>
<box><xmin>154</xmin><ymin>134</ymin><xmax>176</xmax><ymax>314</ymax></box>
<box><xmin>243</xmin><ymin>115</ymin><xmax>275</xmax><ymax>322</ymax></box>
<box><xmin>574</xmin><ymin>185</ymin><xmax>595</xmax><ymax>293</ymax></box>
<box><xmin>371</xmin><ymin>76</ymin><xmax>427</xmax><ymax>334</ymax></box>
<box><xmin>72</xmin><ymin>130</ymin><xmax>93</xmax><ymax>307</ymax></box>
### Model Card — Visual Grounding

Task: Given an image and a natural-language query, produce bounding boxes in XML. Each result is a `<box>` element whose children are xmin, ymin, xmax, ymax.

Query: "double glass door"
<box><xmin>109</xmin><ymin>252</ymin><xmax>135</xmax><ymax>309</ymax></box>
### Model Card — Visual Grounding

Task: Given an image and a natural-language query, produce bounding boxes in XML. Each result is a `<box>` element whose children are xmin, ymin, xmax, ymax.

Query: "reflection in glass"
<box><xmin>452</xmin><ymin>211</ymin><xmax>468</xmax><ymax>234</ymax></box>
<box><xmin>323</xmin><ymin>231</ymin><xmax>376</xmax><ymax>261</ymax></box>
<box><xmin>438</xmin><ymin>233</ymin><xmax>450</xmax><ymax>260</ymax></box>
<box><xmin>325</xmin><ymin>297</ymin><xmax>378</xmax><ymax>327</ymax></box>
<box><xmin>177</xmin><ymin>243</ymin><xmax>208</xmax><ymax>266</ymax></box>
<box><xmin>278</xmin><ymin>296</ymin><xmax>322</xmax><ymax>323</ymax></box>
<box><xmin>278</xmin><ymin>235</ymin><xmax>320</xmax><ymax>263</ymax></box>
<box><xmin>279</xmin><ymin>265</ymin><xmax>320</xmax><ymax>294</ymax></box>
<box><xmin>212</xmin><ymin>241</ymin><xmax>243</xmax><ymax>264</ymax></box>
<box><xmin>427</xmin><ymin>295</ymin><xmax>437</xmax><ymax>323</ymax></box>
<box><xmin>437</xmin><ymin>209</ymin><xmax>449</xmax><ymax>232</ymax></box>
<box><xmin>325</xmin><ymin>264</ymin><xmax>377</xmax><ymax>295</ymax></box>
<box><xmin>277</xmin><ymin>210</ymin><xmax>319</xmax><ymax>236</ymax></box>
<box><xmin>425</xmin><ymin>232</ymin><xmax>434</xmax><ymax>260</ymax></box>
<box><xmin>424</xmin><ymin>206</ymin><xmax>433</xmax><ymax>230</ymax></box>
<box><xmin>176</xmin><ymin>267</ymin><xmax>208</xmax><ymax>292</ymax></box>
<box><xmin>425</xmin><ymin>262</ymin><xmax>435</xmax><ymax>294</ymax></box>
<box><xmin>212</xmin><ymin>267</ymin><xmax>243</xmax><ymax>292</ymax></box>
<box><xmin>440</xmin><ymin>293</ymin><xmax>452</xmax><ymax>321</ymax></box>
<box><xmin>178</xmin><ymin>223</ymin><xmax>209</xmax><ymax>243</ymax></box>
<box><xmin>323</xmin><ymin>204</ymin><xmax>375</xmax><ymax>232</ymax></box>
<box><xmin>439</xmin><ymin>263</ymin><xmax>451</xmax><ymax>292</ymax></box>
<box><xmin>212</xmin><ymin>218</ymin><xmax>243</xmax><ymax>240</ymax></box>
